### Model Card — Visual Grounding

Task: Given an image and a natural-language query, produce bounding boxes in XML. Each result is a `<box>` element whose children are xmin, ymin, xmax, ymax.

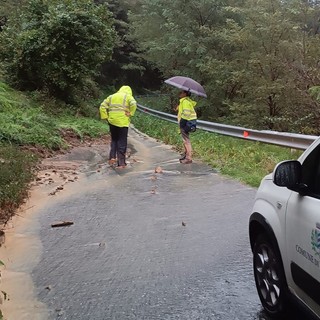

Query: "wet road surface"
<box><xmin>4</xmin><ymin>127</ymin><xmax>308</xmax><ymax>319</ymax></box>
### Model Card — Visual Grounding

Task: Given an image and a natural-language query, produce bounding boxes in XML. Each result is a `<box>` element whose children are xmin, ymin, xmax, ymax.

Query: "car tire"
<box><xmin>253</xmin><ymin>234</ymin><xmax>288</xmax><ymax>318</ymax></box>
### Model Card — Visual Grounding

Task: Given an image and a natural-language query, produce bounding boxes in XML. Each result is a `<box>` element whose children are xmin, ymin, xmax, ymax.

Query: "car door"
<box><xmin>285</xmin><ymin>144</ymin><xmax>320</xmax><ymax>316</ymax></box>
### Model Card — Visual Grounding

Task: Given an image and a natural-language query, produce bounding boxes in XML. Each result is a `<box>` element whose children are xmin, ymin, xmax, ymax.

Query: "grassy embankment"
<box><xmin>0</xmin><ymin>81</ymin><xmax>109</xmax><ymax>224</ymax></box>
<box><xmin>0</xmin><ymin>86</ymin><xmax>303</xmax><ymax>224</ymax></box>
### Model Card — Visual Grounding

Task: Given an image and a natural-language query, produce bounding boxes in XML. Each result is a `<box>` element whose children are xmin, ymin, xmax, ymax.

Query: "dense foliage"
<box><xmin>1</xmin><ymin>0</ymin><xmax>320</xmax><ymax>132</ymax></box>
<box><xmin>0</xmin><ymin>0</ymin><xmax>116</xmax><ymax>104</ymax></box>
<box><xmin>0</xmin><ymin>144</ymin><xmax>38</xmax><ymax>225</ymax></box>
<box><xmin>129</xmin><ymin>0</ymin><xmax>320</xmax><ymax>134</ymax></box>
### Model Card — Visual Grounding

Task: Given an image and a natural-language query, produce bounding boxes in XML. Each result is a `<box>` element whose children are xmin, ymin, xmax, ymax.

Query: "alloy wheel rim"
<box><xmin>255</xmin><ymin>243</ymin><xmax>281</xmax><ymax>308</ymax></box>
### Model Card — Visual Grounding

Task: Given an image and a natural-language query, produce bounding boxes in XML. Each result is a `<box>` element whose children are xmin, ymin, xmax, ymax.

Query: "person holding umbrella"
<box><xmin>177</xmin><ymin>90</ymin><xmax>197</xmax><ymax>164</ymax></box>
<box><xmin>164</xmin><ymin>76</ymin><xmax>207</xmax><ymax>164</ymax></box>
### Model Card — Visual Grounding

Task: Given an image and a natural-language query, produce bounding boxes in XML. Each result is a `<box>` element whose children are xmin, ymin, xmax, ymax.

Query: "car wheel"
<box><xmin>253</xmin><ymin>234</ymin><xmax>288</xmax><ymax>318</ymax></box>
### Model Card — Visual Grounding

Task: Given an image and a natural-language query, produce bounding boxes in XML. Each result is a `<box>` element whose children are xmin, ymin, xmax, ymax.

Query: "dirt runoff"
<box><xmin>0</xmin><ymin>134</ymin><xmax>110</xmax><ymax>320</ymax></box>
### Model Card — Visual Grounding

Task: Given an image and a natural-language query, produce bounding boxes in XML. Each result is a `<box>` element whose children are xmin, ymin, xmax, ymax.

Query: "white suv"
<box><xmin>249</xmin><ymin>137</ymin><xmax>320</xmax><ymax>319</ymax></box>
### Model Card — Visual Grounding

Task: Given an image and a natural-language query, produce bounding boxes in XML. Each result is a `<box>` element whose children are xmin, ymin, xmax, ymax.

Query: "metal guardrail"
<box><xmin>137</xmin><ymin>104</ymin><xmax>318</xmax><ymax>150</ymax></box>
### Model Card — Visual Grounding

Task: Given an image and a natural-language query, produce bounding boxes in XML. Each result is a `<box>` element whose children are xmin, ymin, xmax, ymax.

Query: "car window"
<box><xmin>301</xmin><ymin>144</ymin><xmax>320</xmax><ymax>197</ymax></box>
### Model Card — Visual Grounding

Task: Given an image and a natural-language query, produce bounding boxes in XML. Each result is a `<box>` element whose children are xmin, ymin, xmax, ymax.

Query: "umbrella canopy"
<box><xmin>164</xmin><ymin>76</ymin><xmax>207</xmax><ymax>98</ymax></box>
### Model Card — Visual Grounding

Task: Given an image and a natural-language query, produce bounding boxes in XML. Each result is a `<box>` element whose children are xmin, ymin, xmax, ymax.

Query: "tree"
<box><xmin>129</xmin><ymin>0</ymin><xmax>247</xmax><ymax>116</ymax></box>
<box><xmin>130</xmin><ymin>0</ymin><xmax>229</xmax><ymax>78</ymax></box>
<box><xmin>0</xmin><ymin>0</ymin><xmax>116</xmax><ymax>104</ymax></box>
<box><xmin>222</xmin><ymin>0</ymin><xmax>320</xmax><ymax>132</ymax></box>
<box><xmin>129</xmin><ymin>0</ymin><xmax>320</xmax><ymax>133</ymax></box>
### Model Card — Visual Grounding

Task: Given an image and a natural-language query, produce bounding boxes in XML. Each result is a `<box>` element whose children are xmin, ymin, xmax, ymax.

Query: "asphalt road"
<box><xmin>3</xmin><ymin>127</ymin><xmax>308</xmax><ymax>320</ymax></box>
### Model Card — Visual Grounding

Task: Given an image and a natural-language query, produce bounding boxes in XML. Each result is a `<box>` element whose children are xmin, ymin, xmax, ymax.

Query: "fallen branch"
<box><xmin>51</xmin><ymin>221</ymin><xmax>74</xmax><ymax>228</ymax></box>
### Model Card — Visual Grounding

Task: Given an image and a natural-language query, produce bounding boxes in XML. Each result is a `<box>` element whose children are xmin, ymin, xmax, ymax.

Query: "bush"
<box><xmin>0</xmin><ymin>0</ymin><xmax>116</xmax><ymax>104</ymax></box>
<box><xmin>0</xmin><ymin>145</ymin><xmax>38</xmax><ymax>224</ymax></box>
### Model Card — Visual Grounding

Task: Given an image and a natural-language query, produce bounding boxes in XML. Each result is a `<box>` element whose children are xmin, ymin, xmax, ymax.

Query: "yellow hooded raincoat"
<box><xmin>177</xmin><ymin>96</ymin><xmax>197</xmax><ymax>123</ymax></box>
<box><xmin>99</xmin><ymin>86</ymin><xmax>137</xmax><ymax>127</ymax></box>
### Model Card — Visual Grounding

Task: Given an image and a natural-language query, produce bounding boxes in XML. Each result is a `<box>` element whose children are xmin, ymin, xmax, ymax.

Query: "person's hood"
<box><xmin>180</xmin><ymin>96</ymin><xmax>197</xmax><ymax>108</ymax></box>
<box><xmin>118</xmin><ymin>85</ymin><xmax>132</xmax><ymax>96</ymax></box>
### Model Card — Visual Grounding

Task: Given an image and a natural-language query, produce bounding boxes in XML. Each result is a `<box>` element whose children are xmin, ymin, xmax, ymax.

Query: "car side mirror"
<box><xmin>273</xmin><ymin>160</ymin><xmax>302</xmax><ymax>188</ymax></box>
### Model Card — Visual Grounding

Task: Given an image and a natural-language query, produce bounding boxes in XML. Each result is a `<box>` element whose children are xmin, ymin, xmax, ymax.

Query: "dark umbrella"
<box><xmin>164</xmin><ymin>76</ymin><xmax>207</xmax><ymax>98</ymax></box>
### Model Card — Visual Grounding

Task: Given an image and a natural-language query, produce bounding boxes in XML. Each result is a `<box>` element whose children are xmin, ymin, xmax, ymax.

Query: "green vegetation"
<box><xmin>0</xmin><ymin>144</ymin><xmax>37</xmax><ymax>224</ymax></box>
<box><xmin>0</xmin><ymin>81</ymin><xmax>109</xmax><ymax>224</ymax></box>
<box><xmin>2</xmin><ymin>0</ymin><xmax>320</xmax><ymax>133</ymax></box>
<box><xmin>130</xmin><ymin>0</ymin><xmax>320</xmax><ymax>134</ymax></box>
<box><xmin>0</xmin><ymin>0</ymin><xmax>115</xmax><ymax>104</ymax></box>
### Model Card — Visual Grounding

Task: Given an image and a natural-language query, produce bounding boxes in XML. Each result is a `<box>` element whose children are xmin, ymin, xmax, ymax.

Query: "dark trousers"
<box><xmin>109</xmin><ymin>124</ymin><xmax>128</xmax><ymax>166</ymax></box>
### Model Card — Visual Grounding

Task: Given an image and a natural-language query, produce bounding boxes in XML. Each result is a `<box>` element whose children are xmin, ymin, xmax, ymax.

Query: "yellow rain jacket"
<box><xmin>99</xmin><ymin>86</ymin><xmax>137</xmax><ymax>127</ymax></box>
<box><xmin>177</xmin><ymin>97</ymin><xmax>197</xmax><ymax>123</ymax></box>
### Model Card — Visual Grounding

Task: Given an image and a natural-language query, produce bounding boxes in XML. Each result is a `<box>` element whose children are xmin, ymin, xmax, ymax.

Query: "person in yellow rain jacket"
<box><xmin>99</xmin><ymin>86</ymin><xmax>137</xmax><ymax>168</ymax></box>
<box><xmin>177</xmin><ymin>90</ymin><xmax>197</xmax><ymax>164</ymax></box>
